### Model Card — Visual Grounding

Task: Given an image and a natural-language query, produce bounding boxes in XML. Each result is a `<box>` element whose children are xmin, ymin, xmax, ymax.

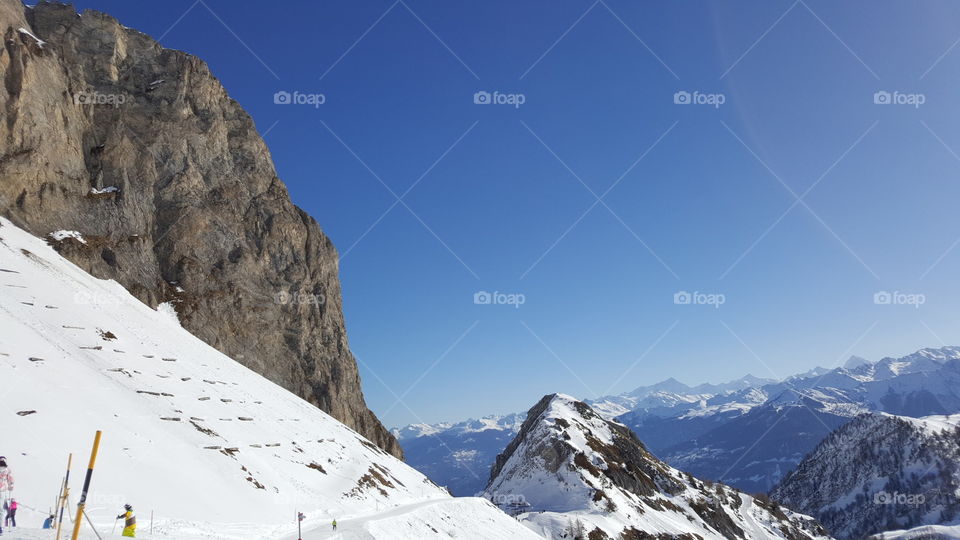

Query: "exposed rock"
<box><xmin>485</xmin><ymin>394</ymin><xmax>830</xmax><ymax>539</ymax></box>
<box><xmin>0</xmin><ymin>0</ymin><xmax>400</xmax><ymax>457</ymax></box>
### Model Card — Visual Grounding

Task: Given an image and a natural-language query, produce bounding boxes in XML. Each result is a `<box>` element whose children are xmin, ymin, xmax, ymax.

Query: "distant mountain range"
<box><xmin>392</xmin><ymin>414</ymin><xmax>525</xmax><ymax>496</ymax></box>
<box><xmin>396</xmin><ymin>346</ymin><xmax>960</xmax><ymax>496</ymax></box>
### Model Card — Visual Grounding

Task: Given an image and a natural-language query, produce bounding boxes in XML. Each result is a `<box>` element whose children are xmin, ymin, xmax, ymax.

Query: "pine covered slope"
<box><xmin>772</xmin><ymin>413</ymin><xmax>960</xmax><ymax>540</ymax></box>
<box><xmin>0</xmin><ymin>218</ymin><xmax>542</xmax><ymax>540</ymax></box>
<box><xmin>484</xmin><ymin>393</ymin><xmax>831</xmax><ymax>539</ymax></box>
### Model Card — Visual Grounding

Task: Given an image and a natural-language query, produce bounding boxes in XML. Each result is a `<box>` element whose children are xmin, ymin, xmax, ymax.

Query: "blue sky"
<box><xmin>71</xmin><ymin>0</ymin><xmax>960</xmax><ymax>427</ymax></box>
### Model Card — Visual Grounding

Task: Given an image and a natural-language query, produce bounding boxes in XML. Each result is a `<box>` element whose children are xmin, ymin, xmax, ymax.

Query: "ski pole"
<box><xmin>111</xmin><ymin>517</ymin><xmax>119</xmax><ymax>534</ymax></box>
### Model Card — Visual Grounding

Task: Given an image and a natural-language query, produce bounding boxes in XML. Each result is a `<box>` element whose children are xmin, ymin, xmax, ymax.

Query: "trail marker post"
<box><xmin>71</xmin><ymin>431</ymin><xmax>102</xmax><ymax>540</ymax></box>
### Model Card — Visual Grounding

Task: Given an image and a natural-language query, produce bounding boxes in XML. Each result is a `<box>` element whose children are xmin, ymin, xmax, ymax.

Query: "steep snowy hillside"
<box><xmin>0</xmin><ymin>218</ymin><xmax>541</xmax><ymax>540</ymax></box>
<box><xmin>483</xmin><ymin>394</ymin><xmax>831</xmax><ymax>539</ymax></box>
<box><xmin>772</xmin><ymin>413</ymin><xmax>960</xmax><ymax>540</ymax></box>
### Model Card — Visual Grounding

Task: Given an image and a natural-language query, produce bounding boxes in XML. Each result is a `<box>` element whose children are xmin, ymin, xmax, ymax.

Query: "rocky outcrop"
<box><xmin>485</xmin><ymin>394</ymin><xmax>831</xmax><ymax>539</ymax></box>
<box><xmin>0</xmin><ymin>0</ymin><xmax>400</xmax><ymax>457</ymax></box>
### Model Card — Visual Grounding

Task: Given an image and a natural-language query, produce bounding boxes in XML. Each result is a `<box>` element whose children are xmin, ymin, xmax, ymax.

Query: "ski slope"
<box><xmin>0</xmin><ymin>218</ymin><xmax>540</xmax><ymax>539</ymax></box>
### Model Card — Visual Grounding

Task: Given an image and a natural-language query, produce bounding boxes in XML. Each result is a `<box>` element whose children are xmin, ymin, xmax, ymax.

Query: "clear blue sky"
<box><xmin>70</xmin><ymin>0</ymin><xmax>960</xmax><ymax>427</ymax></box>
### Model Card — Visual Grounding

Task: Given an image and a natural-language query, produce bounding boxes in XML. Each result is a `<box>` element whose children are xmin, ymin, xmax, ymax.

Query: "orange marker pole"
<box><xmin>71</xmin><ymin>431</ymin><xmax>102</xmax><ymax>540</ymax></box>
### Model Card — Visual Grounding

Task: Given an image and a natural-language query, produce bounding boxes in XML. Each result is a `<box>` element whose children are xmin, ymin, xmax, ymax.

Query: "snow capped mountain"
<box><xmin>401</xmin><ymin>347</ymin><xmax>960</xmax><ymax>502</ymax></box>
<box><xmin>772</xmin><ymin>413</ymin><xmax>960</xmax><ymax>540</ymax></box>
<box><xmin>630</xmin><ymin>349</ymin><xmax>960</xmax><ymax>492</ymax></box>
<box><xmin>843</xmin><ymin>355</ymin><xmax>870</xmax><ymax>370</ymax></box>
<box><xmin>396</xmin><ymin>374</ymin><xmax>773</xmax><ymax>494</ymax></box>
<box><xmin>586</xmin><ymin>374</ymin><xmax>776</xmax><ymax>420</ymax></box>
<box><xmin>483</xmin><ymin>394</ymin><xmax>831</xmax><ymax>539</ymax></box>
<box><xmin>393</xmin><ymin>414</ymin><xmax>526</xmax><ymax>496</ymax></box>
<box><xmin>0</xmin><ymin>218</ymin><xmax>541</xmax><ymax>539</ymax></box>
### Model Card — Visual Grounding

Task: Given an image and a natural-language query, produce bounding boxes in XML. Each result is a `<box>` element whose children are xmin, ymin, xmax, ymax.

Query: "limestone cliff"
<box><xmin>0</xmin><ymin>0</ymin><xmax>401</xmax><ymax>457</ymax></box>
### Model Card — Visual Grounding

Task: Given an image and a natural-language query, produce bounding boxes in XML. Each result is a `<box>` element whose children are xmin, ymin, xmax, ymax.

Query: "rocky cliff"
<box><xmin>0</xmin><ymin>0</ymin><xmax>400</xmax><ymax>457</ymax></box>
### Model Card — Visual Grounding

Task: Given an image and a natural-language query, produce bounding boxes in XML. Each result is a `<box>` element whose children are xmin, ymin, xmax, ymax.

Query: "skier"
<box><xmin>0</xmin><ymin>458</ymin><xmax>8</xmax><ymax>536</ymax></box>
<box><xmin>332</xmin><ymin>519</ymin><xmax>337</xmax><ymax>531</ymax></box>
<box><xmin>0</xmin><ymin>456</ymin><xmax>13</xmax><ymax>503</ymax></box>
<box><xmin>117</xmin><ymin>504</ymin><xmax>136</xmax><ymax>537</ymax></box>
<box><xmin>43</xmin><ymin>515</ymin><xmax>54</xmax><ymax>529</ymax></box>
<box><xmin>4</xmin><ymin>500</ymin><xmax>15</xmax><ymax>528</ymax></box>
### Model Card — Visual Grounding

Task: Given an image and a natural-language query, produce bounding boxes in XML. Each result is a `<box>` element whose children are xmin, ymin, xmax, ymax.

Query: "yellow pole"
<box><xmin>55</xmin><ymin>453</ymin><xmax>72</xmax><ymax>540</ymax></box>
<box><xmin>71</xmin><ymin>431</ymin><xmax>102</xmax><ymax>540</ymax></box>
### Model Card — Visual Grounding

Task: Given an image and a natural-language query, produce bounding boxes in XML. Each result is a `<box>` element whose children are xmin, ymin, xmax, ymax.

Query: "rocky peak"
<box><xmin>486</xmin><ymin>394</ymin><xmax>831</xmax><ymax>539</ymax></box>
<box><xmin>0</xmin><ymin>0</ymin><xmax>400</xmax><ymax>456</ymax></box>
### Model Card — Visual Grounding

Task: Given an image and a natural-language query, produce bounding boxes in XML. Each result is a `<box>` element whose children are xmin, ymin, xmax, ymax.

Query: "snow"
<box><xmin>484</xmin><ymin>394</ymin><xmax>829</xmax><ymax>539</ymax></box>
<box><xmin>873</xmin><ymin>524</ymin><xmax>960</xmax><ymax>539</ymax></box>
<box><xmin>900</xmin><ymin>413</ymin><xmax>960</xmax><ymax>435</ymax></box>
<box><xmin>89</xmin><ymin>187</ymin><xmax>120</xmax><ymax>195</ymax></box>
<box><xmin>48</xmin><ymin>230</ymin><xmax>86</xmax><ymax>244</ymax></box>
<box><xmin>0</xmin><ymin>218</ymin><xmax>541</xmax><ymax>540</ymax></box>
<box><xmin>17</xmin><ymin>27</ymin><xmax>45</xmax><ymax>48</ymax></box>
<box><xmin>154</xmin><ymin>301</ymin><xmax>180</xmax><ymax>325</ymax></box>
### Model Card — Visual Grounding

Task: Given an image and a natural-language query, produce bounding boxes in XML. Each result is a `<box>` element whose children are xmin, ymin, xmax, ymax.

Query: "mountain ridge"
<box><xmin>483</xmin><ymin>393</ymin><xmax>831</xmax><ymax>539</ymax></box>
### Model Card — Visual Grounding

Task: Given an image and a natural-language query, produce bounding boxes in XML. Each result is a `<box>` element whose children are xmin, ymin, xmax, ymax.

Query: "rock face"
<box><xmin>0</xmin><ymin>0</ymin><xmax>400</xmax><ymax>457</ymax></box>
<box><xmin>485</xmin><ymin>394</ymin><xmax>831</xmax><ymax>539</ymax></box>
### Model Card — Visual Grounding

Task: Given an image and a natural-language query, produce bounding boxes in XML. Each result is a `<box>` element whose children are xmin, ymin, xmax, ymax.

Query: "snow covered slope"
<box><xmin>0</xmin><ymin>218</ymin><xmax>540</xmax><ymax>540</ymax></box>
<box><xmin>772</xmin><ymin>413</ymin><xmax>960</xmax><ymax>540</ymax></box>
<box><xmin>484</xmin><ymin>394</ymin><xmax>831</xmax><ymax>539</ymax></box>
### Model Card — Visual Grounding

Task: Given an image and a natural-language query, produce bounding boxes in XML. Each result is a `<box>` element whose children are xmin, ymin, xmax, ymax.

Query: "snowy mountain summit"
<box><xmin>0</xmin><ymin>218</ymin><xmax>541</xmax><ymax>539</ymax></box>
<box><xmin>484</xmin><ymin>393</ymin><xmax>831</xmax><ymax>539</ymax></box>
